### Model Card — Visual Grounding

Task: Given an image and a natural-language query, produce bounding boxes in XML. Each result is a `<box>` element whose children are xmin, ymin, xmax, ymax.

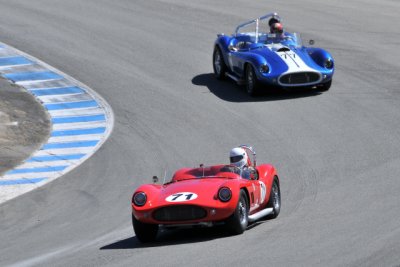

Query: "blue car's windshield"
<box><xmin>235</xmin><ymin>32</ymin><xmax>302</xmax><ymax>48</ymax></box>
<box><xmin>263</xmin><ymin>32</ymin><xmax>302</xmax><ymax>47</ymax></box>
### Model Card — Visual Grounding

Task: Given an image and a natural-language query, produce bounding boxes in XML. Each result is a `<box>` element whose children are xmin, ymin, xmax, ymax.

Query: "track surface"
<box><xmin>1</xmin><ymin>0</ymin><xmax>400</xmax><ymax>266</ymax></box>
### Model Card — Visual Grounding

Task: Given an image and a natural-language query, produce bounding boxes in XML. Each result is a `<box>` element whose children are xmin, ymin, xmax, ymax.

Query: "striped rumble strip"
<box><xmin>0</xmin><ymin>42</ymin><xmax>114</xmax><ymax>203</ymax></box>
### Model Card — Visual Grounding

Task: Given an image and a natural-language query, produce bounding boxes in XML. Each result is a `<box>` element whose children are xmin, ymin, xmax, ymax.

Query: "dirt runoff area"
<box><xmin>0</xmin><ymin>77</ymin><xmax>50</xmax><ymax>176</ymax></box>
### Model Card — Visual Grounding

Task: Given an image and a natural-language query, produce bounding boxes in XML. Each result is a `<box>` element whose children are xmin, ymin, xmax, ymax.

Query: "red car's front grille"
<box><xmin>153</xmin><ymin>205</ymin><xmax>207</xmax><ymax>222</ymax></box>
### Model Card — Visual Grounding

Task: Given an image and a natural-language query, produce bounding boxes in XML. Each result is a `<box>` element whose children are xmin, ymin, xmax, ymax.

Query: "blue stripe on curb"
<box><xmin>27</xmin><ymin>154</ymin><xmax>86</xmax><ymax>162</ymax></box>
<box><xmin>43</xmin><ymin>140</ymin><xmax>99</xmax><ymax>149</ymax></box>
<box><xmin>0</xmin><ymin>178</ymin><xmax>47</xmax><ymax>186</ymax></box>
<box><xmin>45</xmin><ymin>100</ymin><xmax>98</xmax><ymax>110</ymax></box>
<box><xmin>52</xmin><ymin>114</ymin><xmax>105</xmax><ymax>124</ymax></box>
<box><xmin>0</xmin><ymin>56</ymin><xmax>33</xmax><ymax>66</ymax></box>
<box><xmin>8</xmin><ymin>166</ymin><xmax>68</xmax><ymax>174</ymax></box>
<box><xmin>4</xmin><ymin>71</ymin><xmax>63</xmax><ymax>82</ymax></box>
<box><xmin>51</xmin><ymin>127</ymin><xmax>106</xmax><ymax>137</ymax></box>
<box><xmin>29</xmin><ymin>86</ymin><xmax>84</xmax><ymax>96</ymax></box>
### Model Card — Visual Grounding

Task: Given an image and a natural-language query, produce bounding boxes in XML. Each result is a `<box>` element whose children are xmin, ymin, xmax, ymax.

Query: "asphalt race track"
<box><xmin>1</xmin><ymin>0</ymin><xmax>400</xmax><ymax>266</ymax></box>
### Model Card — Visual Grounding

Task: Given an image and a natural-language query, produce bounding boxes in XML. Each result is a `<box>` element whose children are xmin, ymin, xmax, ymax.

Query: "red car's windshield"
<box><xmin>172</xmin><ymin>165</ymin><xmax>241</xmax><ymax>181</ymax></box>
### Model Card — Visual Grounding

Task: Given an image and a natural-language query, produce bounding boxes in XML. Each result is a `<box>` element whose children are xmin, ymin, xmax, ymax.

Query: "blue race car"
<box><xmin>213</xmin><ymin>12</ymin><xmax>334</xmax><ymax>95</ymax></box>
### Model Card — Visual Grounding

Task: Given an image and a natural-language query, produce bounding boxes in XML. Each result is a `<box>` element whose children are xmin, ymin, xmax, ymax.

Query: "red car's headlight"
<box><xmin>132</xmin><ymin>192</ymin><xmax>147</xmax><ymax>206</ymax></box>
<box><xmin>218</xmin><ymin>187</ymin><xmax>232</xmax><ymax>202</ymax></box>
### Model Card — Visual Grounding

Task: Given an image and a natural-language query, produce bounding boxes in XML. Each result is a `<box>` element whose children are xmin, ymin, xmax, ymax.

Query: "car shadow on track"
<box><xmin>192</xmin><ymin>73</ymin><xmax>322</xmax><ymax>102</ymax></box>
<box><xmin>100</xmin><ymin>226</ymin><xmax>232</xmax><ymax>249</ymax></box>
<box><xmin>100</xmin><ymin>221</ymin><xmax>270</xmax><ymax>249</ymax></box>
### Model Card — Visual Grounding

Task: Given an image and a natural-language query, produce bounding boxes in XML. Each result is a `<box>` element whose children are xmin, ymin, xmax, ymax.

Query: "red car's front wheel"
<box><xmin>132</xmin><ymin>214</ymin><xmax>159</xmax><ymax>243</ymax></box>
<box><xmin>226</xmin><ymin>190</ymin><xmax>249</xmax><ymax>234</ymax></box>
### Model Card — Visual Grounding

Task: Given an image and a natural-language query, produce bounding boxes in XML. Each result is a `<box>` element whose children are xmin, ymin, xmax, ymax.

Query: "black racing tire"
<box><xmin>132</xmin><ymin>214</ymin><xmax>159</xmax><ymax>243</ymax></box>
<box><xmin>266</xmin><ymin>176</ymin><xmax>281</xmax><ymax>219</ymax></box>
<box><xmin>226</xmin><ymin>190</ymin><xmax>249</xmax><ymax>235</ymax></box>
<box><xmin>318</xmin><ymin>79</ymin><xmax>332</xmax><ymax>92</ymax></box>
<box><xmin>213</xmin><ymin>46</ymin><xmax>227</xmax><ymax>80</ymax></box>
<box><xmin>245</xmin><ymin>64</ymin><xmax>260</xmax><ymax>96</ymax></box>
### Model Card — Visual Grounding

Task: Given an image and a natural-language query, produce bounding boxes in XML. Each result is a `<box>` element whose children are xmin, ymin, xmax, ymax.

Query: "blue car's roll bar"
<box><xmin>234</xmin><ymin>12</ymin><xmax>281</xmax><ymax>43</ymax></box>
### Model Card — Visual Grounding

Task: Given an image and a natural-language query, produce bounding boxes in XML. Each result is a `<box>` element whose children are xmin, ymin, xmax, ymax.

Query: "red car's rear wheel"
<box><xmin>266</xmin><ymin>176</ymin><xmax>281</xmax><ymax>219</ymax></box>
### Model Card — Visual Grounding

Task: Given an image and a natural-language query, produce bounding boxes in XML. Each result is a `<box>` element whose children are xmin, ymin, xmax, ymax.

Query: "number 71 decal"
<box><xmin>166</xmin><ymin>192</ymin><xmax>198</xmax><ymax>202</ymax></box>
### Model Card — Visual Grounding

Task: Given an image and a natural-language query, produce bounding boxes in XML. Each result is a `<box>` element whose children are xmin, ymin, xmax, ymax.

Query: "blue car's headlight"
<box><xmin>324</xmin><ymin>59</ymin><xmax>334</xmax><ymax>69</ymax></box>
<box><xmin>260</xmin><ymin>64</ymin><xmax>269</xmax><ymax>73</ymax></box>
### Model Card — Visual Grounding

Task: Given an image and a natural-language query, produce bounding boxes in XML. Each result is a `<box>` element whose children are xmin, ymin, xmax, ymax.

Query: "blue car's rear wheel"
<box><xmin>213</xmin><ymin>46</ymin><xmax>227</xmax><ymax>79</ymax></box>
<box><xmin>246</xmin><ymin>64</ymin><xmax>259</xmax><ymax>96</ymax></box>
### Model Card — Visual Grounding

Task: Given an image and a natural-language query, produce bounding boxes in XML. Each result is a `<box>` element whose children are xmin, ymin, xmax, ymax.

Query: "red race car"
<box><xmin>131</xmin><ymin>145</ymin><xmax>281</xmax><ymax>242</ymax></box>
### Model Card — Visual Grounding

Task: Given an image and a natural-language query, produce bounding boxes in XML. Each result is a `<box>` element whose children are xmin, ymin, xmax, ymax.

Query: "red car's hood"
<box><xmin>148</xmin><ymin>178</ymin><xmax>236</xmax><ymax>207</ymax></box>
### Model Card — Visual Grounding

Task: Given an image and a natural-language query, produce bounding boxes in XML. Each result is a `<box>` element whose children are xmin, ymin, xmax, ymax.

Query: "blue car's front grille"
<box><xmin>153</xmin><ymin>205</ymin><xmax>207</xmax><ymax>222</ymax></box>
<box><xmin>279</xmin><ymin>72</ymin><xmax>320</xmax><ymax>85</ymax></box>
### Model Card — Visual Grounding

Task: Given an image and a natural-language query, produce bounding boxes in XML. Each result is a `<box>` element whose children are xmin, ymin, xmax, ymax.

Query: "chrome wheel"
<box><xmin>272</xmin><ymin>181</ymin><xmax>281</xmax><ymax>211</ymax></box>
<box><xmin>238</xmin><ymin>198</ymin><xmax>247</xmax><ymax>225</ymax></box>
<box><xmin>226</xmin><ymin>190</ymin><xmax>248</xmax><ymax>234</ymax></box>
<box><xmin>247</xmin><ymin>68</ymin><xmax>254</xmax><ymax>93</ymax></box>
<box><xmin>246</xmin><ymin>65</ymin><xmax>258</xmax><ymax>96</ymax></box>
<box><xmin>266</xmin><ymin>177</ymin><xmax>281</xmax><ymax>219</ymax></box>
<box><xmin>214</xmin><ymin>50</ymin><xmax>222</xmax><ymax>75</ymax></box>
<box><xmin>213</xmin><ymin>47</ymin><xmax>226</xmax><ymax>79</ymax></box>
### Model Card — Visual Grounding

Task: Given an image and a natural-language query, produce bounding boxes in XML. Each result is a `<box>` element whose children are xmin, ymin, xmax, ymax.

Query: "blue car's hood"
<box><xmin>251</xmin><ymin>44</ymin><xmax>323</xmax><ymax>76</ymax></box>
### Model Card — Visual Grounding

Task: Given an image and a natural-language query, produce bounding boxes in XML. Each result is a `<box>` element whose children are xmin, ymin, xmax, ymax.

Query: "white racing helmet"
<box><xmin>229</xmin><ymin>147</ymin><xmax>248</xmax><ymax>168</ymax></box>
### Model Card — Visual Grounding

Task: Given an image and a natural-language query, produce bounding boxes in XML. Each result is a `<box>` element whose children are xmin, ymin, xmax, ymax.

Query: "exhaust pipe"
<box><xmin>248</xmin><ymin>208</ymin><xmax>273</xmax><ymax>222</ymax></box>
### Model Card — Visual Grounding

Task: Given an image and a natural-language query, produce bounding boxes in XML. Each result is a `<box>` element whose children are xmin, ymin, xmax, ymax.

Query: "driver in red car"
<box><xmin>229</xmin><ymin>147</ymin><xmax>249</xmax><ymax>168</ymax></box>
<box><xmin>228</xmin><ymin>147</ymin><xmax>257</xmax><ymax>179</ymax></box>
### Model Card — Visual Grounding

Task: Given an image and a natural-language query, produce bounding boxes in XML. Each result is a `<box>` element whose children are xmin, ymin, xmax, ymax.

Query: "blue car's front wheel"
<box><xmin>246</xmin><ymin>65</ymin><xmax>260</xmax><ymax>96</ymax></box>
<box><xmin>318</xmin><ymin>79</ymin><xmax>332</xmax><ymax>92</ymax></box>
<box><xmin>213</xmin><ymin>46</ymin><xmax>227</xmax><ymax>80</ymax></box>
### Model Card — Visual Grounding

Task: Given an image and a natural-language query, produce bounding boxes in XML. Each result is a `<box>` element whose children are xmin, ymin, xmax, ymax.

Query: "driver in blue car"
<box><xmin>267</xmin><ymin>21</ymin><xmax>295</xmax><ymax>45</ymax></box>
<box><xmin>268</xmin><ymin>15</ymin><xmax>281</xmax><ymax>28</ymax></box>
<box><xmin>270</xmin><ymin>22</ymin><xmax>284</xmax><ymax>36</ymax></box>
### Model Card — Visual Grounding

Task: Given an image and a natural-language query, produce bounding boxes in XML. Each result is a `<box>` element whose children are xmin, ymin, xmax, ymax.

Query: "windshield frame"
<box><xmin>263</xmin><ymin>32</ymin><xmax>303</xmax><ymax>48</ymax></box>
<box><xmin>234</xmin><ymin>12</ymin><xmax>281</xmax><ymax>43</ymax></box>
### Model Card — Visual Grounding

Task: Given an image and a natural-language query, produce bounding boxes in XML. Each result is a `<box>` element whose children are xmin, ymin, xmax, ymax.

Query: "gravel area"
<box><xmin>0</xmin><ymin>77</ymin><xmax>50</xmax><ymax>175</ymax></box>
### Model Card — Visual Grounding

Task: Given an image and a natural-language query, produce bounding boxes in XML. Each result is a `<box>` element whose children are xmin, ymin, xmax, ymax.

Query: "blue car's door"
<box><xmin>228</xmin><ymin>50</ymin><xmax>247</xmax><ymax>78</ymax></box>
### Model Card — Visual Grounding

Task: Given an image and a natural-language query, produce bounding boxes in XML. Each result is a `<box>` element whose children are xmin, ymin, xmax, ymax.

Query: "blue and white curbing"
<box><xmin>0</xmin><ymin>42</ymin><xmax>114</xmax><ymax>204</ymax></box>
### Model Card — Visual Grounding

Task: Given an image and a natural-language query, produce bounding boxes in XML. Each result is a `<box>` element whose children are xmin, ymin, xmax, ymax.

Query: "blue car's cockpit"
<box><xmin>229</xmin><ymin>32</ymin><xmax>301</xmax><ymax>52</ymax></box>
